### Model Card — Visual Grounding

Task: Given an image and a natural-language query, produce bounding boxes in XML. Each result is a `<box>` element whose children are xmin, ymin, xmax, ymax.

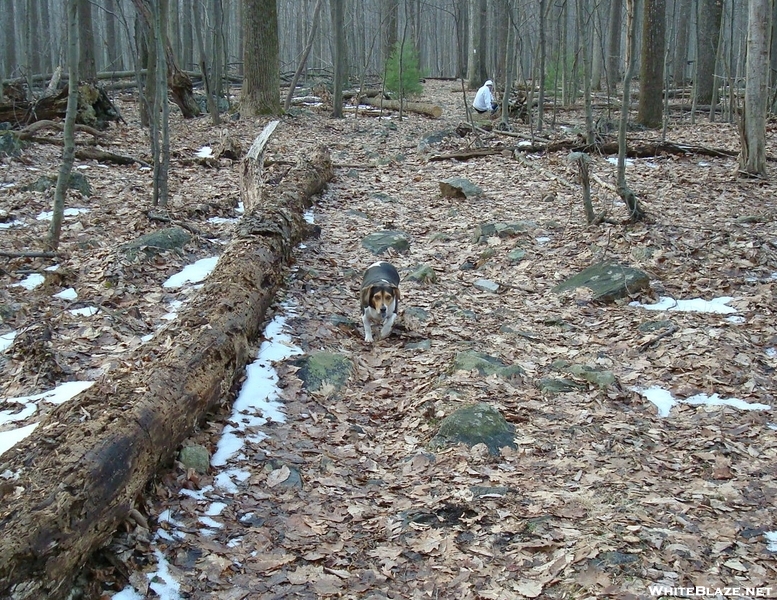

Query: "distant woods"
<box><xmin>0</xmin><ymin>0</ymin><xmax>771</xmax><ymax>110</ymax></box>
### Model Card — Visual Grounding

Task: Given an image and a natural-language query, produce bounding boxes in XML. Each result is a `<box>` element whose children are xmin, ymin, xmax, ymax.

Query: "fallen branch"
<box><xmin>74</xmin><ymin>147</ymin><xmax>151</xmax><ymax>168</ymax></box>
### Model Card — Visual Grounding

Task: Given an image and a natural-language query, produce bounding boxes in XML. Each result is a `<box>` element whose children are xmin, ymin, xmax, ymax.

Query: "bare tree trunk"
<box><xmin>739</xmin><ymin>0</ymin><xmax>771</xmax><ymax>178</ymax></box>
<box><xmin>0</xmin><ymin>145</ymin><xmax>333</xmax><ymax>600</ymax></box>
<box><xmin>537</xmin><ymin>0</ymin><xmax>547</xmax><ymax>132</ymax></box>
<box><xmin>606</xmin><ymin>0</ymin><xmax>623</xmax><ymax>96</ymax></box>
<box><xmin>152</xmin><ymin>0</ymin><xmax>170</xmax><ymax>207</ymax></box>
<box><xmin>242</xmin><ymin>0</ymin><xmax>281</xmax><ymax>115</ymax></box>
<box><xmin>78</xmin><ymin>0</ymin><xmax>97</xmax><ymax>81</ymax></box>
<box><xmin>617</xmin><ymin>0</ymin><xmax>645</xmax><ymax>221</ymax></box>
<box><xmin>578</xmin><ymin>0</ymin><xmax>594</xmax><ymax>143</ymax></box>
<box><xmin>696</xmin><ymin>0</ymin><xmax>722</xmax><ymax>105</ymax></box>
<box><xmin>637</xmin><ymin>0</ymin><xmax>666</xmax><ymax>128</ymax></box>
<box><xmin>672</xmin><ymin>0</ymin><xmax>691</xmax><ymax>85</ymax></box>
<box><xmin>330</xmin><ymin>0</ymin><xmax>346</xmax><ymax>117</ymax></box>
<box><xmin>47</xmin><ymin>0</ymin><xmax>79</xmax><ymax>251</ymax></box>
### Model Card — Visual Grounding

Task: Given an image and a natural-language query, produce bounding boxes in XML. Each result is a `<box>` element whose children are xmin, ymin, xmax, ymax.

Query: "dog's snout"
<box><xmin>380</xmin><ymin>306</ymin><xmax>388</xmax><ymax>315</ymax></box>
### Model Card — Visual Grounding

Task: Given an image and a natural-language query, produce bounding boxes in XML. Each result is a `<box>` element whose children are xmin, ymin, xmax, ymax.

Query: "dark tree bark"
<box><xmin>606</xmin><ymin>0</ymin><xmax>623</xmax><ymax>95</ymax></box>
<box><xmin>330</xmin><ymin>0</ymin><xmax>346</xmax><ymax>117</ymax></box>
<box><xmin>637</xmin><ymin>0</ymin><xmax>666</xmax><ymax>128</ymax></box>
<box><xmin>672</xmin><ymin>0</ymin><xmax>691</xmax><ymax>85</ymax></box>
<box><xmin>696</xmin><ymin>0</ymin><xmax>723</xmax><ymax>105</ymax></box>
<box><xmin>383</xmin><ymin>0</ymin><xmax>399</xmax><ymax>66</ymax></box>
<box><xmin>0</xmin><ymin>145</ymin><xmax>333</xmax><ymax>600</ymax></box>
<box><xmin>242</xmin><ymin>0</ymin><xmax>281</xmax><ymax>115</ymax></box>
<box><xmin>78</xmin><ymin>0</ymin><xmax>97</xmax><ymax>81</ymax></box>
<box><xmin>3</xmin><ymin>0</ymin><xmax>18</xmax><ymax>79</ymax></box>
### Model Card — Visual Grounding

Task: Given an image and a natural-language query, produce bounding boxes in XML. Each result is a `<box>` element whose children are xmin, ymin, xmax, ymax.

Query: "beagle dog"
<box><xmin>360</xmin><ymin>261</ymin><xmax>400</xmax><ymax>342</ymax></box>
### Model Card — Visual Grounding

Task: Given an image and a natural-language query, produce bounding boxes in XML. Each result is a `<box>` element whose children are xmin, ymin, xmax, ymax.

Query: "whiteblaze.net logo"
<box><xmin>648</xmin><ymin>585</ymin><xmax>774</xmax><ymax>598</ymax></box>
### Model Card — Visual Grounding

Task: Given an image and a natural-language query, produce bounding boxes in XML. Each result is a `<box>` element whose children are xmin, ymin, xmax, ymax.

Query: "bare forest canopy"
<box><xmin>0</xmin><ymin>0</ymin><xmax>772</xmax><ymax>113</ymax></box>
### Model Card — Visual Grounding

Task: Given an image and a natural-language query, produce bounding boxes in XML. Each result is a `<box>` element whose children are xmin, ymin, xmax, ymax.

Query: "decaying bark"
<box><xmin>0</xmin><ymin>84</ymin><xmax>121</xmax><ymax>129</ymax></box>
<box><xmin>358</xmin><ymin>96</ymin><xmax>443</xmax><ymax>118</ymax></box>
<box><xmin>0</xmin><ymin>141</ymin><xmax>333</xmax><ymax>600</ymax></box>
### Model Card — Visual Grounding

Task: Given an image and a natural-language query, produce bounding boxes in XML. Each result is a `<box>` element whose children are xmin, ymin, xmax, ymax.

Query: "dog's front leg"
<box><xmin>379</xmin><ymin>314</ymin><xmax>396</xmax><ymax>339</ymax></box>
<box><xmin>362</xmin><ymin>313</ymin><xmax>374</xmax><ymax>343</ymax></box>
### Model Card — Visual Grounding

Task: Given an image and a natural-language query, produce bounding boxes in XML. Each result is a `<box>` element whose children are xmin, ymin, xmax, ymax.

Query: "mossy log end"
<box><xmin>0</xmin><ymin>143</ymin><xmax>333</xmax><ymax>600</ymax></box>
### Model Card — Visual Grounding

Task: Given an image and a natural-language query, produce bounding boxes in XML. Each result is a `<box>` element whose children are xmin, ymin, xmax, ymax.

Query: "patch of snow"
<box><xmin>207</xmin><ymin>216</ymin><xmax>239</xmax><ymax>225</ymax></box>
<box><xmin>698</xmin><ymin>161</ymin><xmax>711</xmax><ymax>167</ymax></box>
<box><xmin>765</xmin><ymin>348</ymin><xmax>776</xmax><ymax>358</ymax></box>
<box><xmin>196</xmin><ymin>146</ymin><xmax>213</xmax><ymax>158</ymax></box>
<box><xmin>630</xmin><ymin>296</ymin><xmax>737</xmax><ymax>314</ymax></box>
<box><xmin>198</xmin><ymin>516</ymin><xmax>223</xmax><ymax>529</ymax></box>
<box><xmin>179</xmin><ymin>485</ymin><xmax>213</xmax><ymax>501</ymax></box>
<box><xmin>206</xmin><ymin>502</ymin><xmax>227</xmax><ymax>516</ymax></box>
<box><xmin>606</xmin><ymin>157</ymin><xmax>634</xmax><ymax>166</ymax></box>
<box><xmin>36</xmin><ymin>207</ymin><xmax>89</xmax><ymax>221</ymax></box>
<box><xmin>0</xmin><ymin>220</ymin><xmax>21</xmax><ymax>229</ymax></box>
<box><xmin>637</xmin><ymin>386</ymin><xmax>677</xmax><ymax>418</ymax></box>
<box><xmin>69</xmin><ymin>306</ymin><xmax>98</xmax><ymax>317</ymax></box>
<box><xmin>13</xmin><ymin>273</ymin><xmax>45</xmax><ymax>290</ymax></box>
<box><xmin>535</xmin><ymin>236</ymin><xmax>550</xmax><ymax>244</ymax></box>
<box><xmin>303</xmin><ymin>209</ymin><xmax>315</xmax><ymax>224</ymax></box>
<box><xmin>725</xmin><ymin>315</ymin><xmax>745</xmax><ymax>324</ymax></box>
<box><xmin>162</xmin><ymin>257</ymin><xmax>219</xmax><ymax>288</ymax></box>
<box><xmin>634</xmin><ymin>386</ymin><xmax>770</xmax><ymax>417</ymax></box>
<box><xmin>765</xmin><ymin>531</ymin><xmax>777</xmax><ymax>552</ymax></box>
<box><xmin>235</xmin><ymin>202</ymin><xmax>244</xmax><ymax>214</ymax></box>
<box><xmin>54</xmin><ymin>288</ymin><xmax>78</xmax><ymax>300</ymax></box>
<box><xmin>0</xmin><ymin>423</ymin><xmax>39</xmax><ymax>457</ymax></box>
<box><xmin>0</xmin><ymin>331</ymin><xmax>17</xmax><ymax>352</ymax></box>
<box><xmin>147</xmin><ymin>549</ymin><xmax>182</xmax><ymax>600</ymax></box>
<box><xmin>684</xmin><ymin>393</ymin><xmax>771</xmax><ymax>412</ymax></box>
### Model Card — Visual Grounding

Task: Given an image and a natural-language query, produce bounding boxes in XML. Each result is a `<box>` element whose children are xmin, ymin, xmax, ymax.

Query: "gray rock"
<box><xmin>430</xmin><ymin>403</ymin><xmax>516</xmax><ymax>455</ymax></box>
<box><xmin>472</xmin><ymin>222</ymin><xmax>533</xmax><ymax>243</ymax></box>
<box><xmin>473</xmin><ymin>279</ymin><xmax>500</xmax><ymax>293</ymax></box>
<box><xmin>361</xmin><ymin>230</ymin><xmax>410</xmax><ymax>255</ymax></box>
<box><xmin>638</xmin><ymin>319</ymin><xmax>674</xmax><ymax>333</ymax></box>
<box><xmin>439</xmin><ymin>177</ymin><xmax>482</xmax><ymax>199</ymax></box>
<box><xmin>294</xmin><ymin>351</ymin><xmax>353</xmax><ymax>392</ymax></box>
<box><xmin>405</xmin><ymin>339</ymin><xmax>431</xmax><ymax>351</ymax></box>
<box><xmin>453</xmin><ymin>350</ymin><xmax>524</xmax><ymax>380</ymax></box>
<box><xmin>552</xmin><ymin>262</ymin><xmax>650</xmax><ymax>303</ymax></box>
<box><xmin>24</xmin><ymin>172</ymin><xmax>92</xmax><ymax>197</ymax></box>
<box><xmin>407</xmin><ymin>264</ymin><xmax>437</xmax><ymax>284</ymax></box>
<box><xmin>120</xmin><ymin>227</ymin><xmax>191</xmax><ymax>260</ymax></box>
<box><xmin>507</xmin><ymin>248</ymin><xmax>527</xmax><ymax>264</ymax></box>
<box><xmin>179</xmin><ymin>445</ymin><xmax>211</xmax><ymax>474</ymax></box>
<box><xmin>0</xmin><ymin>131</ymin><xmax>23</xmax><ymax>157</ymax></box>
<box><xmin>404</xmin><ymin>306</ymin><xmax>430</xmax><ymax>321</ymax></box>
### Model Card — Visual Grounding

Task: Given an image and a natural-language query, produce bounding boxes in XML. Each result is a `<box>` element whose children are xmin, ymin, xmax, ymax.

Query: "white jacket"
<box><xmin>473</xmin><ymin>82</ymin><xmax>494</xmax><ymax>111</ymax></box>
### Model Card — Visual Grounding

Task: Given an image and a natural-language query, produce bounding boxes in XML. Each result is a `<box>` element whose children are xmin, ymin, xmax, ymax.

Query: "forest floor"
<box><xmin>1</xmin><ymin>79</ymin><xmax>777</xmax><ymax>599</ymax></box>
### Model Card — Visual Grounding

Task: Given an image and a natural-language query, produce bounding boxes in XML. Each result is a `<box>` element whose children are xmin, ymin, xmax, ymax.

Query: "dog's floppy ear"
<box><xmin>392</xmin><ymin>286</ymin><xmax>401</xmax><ymax>301</ymax></box>
<box><xmin>361</xmin><ymin>285</ymin><xmax>372</xmax><ymax>310</ymax></box>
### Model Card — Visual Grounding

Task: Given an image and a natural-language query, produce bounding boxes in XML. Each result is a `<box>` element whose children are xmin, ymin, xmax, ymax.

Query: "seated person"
<box><xmin>473</xmin><ymin>80</ymin><xmax>498</xmax><ymax>115</ymax></box>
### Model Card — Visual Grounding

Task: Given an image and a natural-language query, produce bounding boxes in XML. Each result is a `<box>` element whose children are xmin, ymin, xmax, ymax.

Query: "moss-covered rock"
<box><xmin>407</xmin><ymin>264</ymin><xmax>437</xmax><ymax>284</ymax></box>
<box><xmin>120</xmin><ymin>227</ymin><xmax>191</xmax><ymax>260</ymax></box>
<box><xmin>294</xmin><ymin>351</ymin><xmax>353</xmax><ymax>393</ymax></box>
<box><xmin>537</xmin><ymin>378</ymin><xmax>586</xmax><ymax>394</ymax></box>
<box><xmin>24</xmin><ymin>172</ymin><xmax>92</xmax><ymax>197</ymax></box>
<box><xmin>361</xmin><ymin>230</ymin><xmax>410</xmax><ymax>255</ymax></box>
<box><xmin>179</xmin><ymin>445</ymin><xmax>211</xmax><ymax>474</ymax></box>
<box><xmin>453</xmin><ymin>350</ymin><xmax>524</xmax><ymax>380</ymax></box>
<box><xmin>552</xmin><ymin>262</ymin><xmax>650</xmax><ymax>303</ymax></box>
<box><xmin>430</xmin><ymin>403</ymin><xmax>516</xmax><ymax>455</ymax></box>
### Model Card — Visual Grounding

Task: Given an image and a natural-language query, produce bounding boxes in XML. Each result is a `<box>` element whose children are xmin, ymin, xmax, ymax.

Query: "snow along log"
<box><xmin>0</xmin><ymin>143</ymin><xmax>333</xmax><ymax>600</ymax></box>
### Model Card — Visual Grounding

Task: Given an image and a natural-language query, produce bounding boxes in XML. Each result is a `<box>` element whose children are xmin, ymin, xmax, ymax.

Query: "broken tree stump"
<box><xmin>0</xmin><ymin>83</ymin><xmax>121</xmax><ymax>129</ymax></box>
<box><xmin>0</xmin><ymin>141</ymin><xmax>333</xmax><ymax>600</ymax></box>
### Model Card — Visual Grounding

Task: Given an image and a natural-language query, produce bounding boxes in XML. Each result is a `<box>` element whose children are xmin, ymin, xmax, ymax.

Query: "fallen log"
<box><xmin>0</xmin><ymin>135</ymin><xmax>333</xmax><ymax>599</ymax></box>
<box><xmin>359</xmin><ymin>96</ymin><xmax>443</xmax><ymax>118</ymax></box>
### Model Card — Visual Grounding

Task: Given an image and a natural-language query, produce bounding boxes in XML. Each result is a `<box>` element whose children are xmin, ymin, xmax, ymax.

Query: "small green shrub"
<box><xmin>384</xmin><ymin>41</ymin><xmax>423</xmax><ymax>98</ymax></box>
